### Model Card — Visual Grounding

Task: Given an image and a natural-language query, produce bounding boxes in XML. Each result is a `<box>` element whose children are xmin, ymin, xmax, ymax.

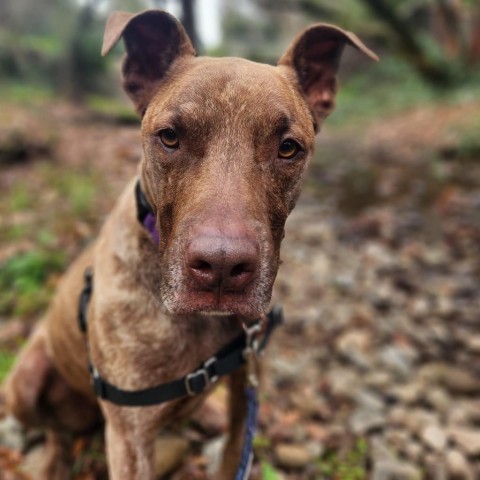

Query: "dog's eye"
<box><xmin>158</xmin><ymin>128</ymin><xmax>179</xmax><ymax>149</ymax></box>
<box><xmin>278</xmin><ymin>139</ymin><xmax>300</xmax><ymax>159</ymax></box>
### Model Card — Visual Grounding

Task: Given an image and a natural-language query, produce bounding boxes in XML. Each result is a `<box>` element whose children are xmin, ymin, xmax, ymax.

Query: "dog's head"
<box><xmin>103</xmin><ymin>10</ymin><xmax>377</xmax><ymax>320</ymax></box>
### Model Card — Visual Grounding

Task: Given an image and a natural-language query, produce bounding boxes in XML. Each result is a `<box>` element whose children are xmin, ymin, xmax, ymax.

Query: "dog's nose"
<box><xmin>186</xmin><ymin>235</ymin><xmax>258</xmax><ymax>292</ymax></box>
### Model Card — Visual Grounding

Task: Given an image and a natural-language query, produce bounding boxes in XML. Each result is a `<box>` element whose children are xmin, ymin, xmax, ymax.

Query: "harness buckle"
<box><xmin>185</xmin><ymin>356</ymin><xmax>219</xmax><ymax>396</ymax></box>
<box><xmin>204</xmin><ymin>356</ymin><xmax>218</xmax><ymax>384</ymax></box>
<box><xmin>90</xmin><ymin>365</ymin><xmax>106</xmax><ymax>399</ymax></box>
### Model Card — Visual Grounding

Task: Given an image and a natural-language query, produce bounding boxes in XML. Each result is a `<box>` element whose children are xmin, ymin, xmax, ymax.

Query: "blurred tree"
<box><xmin>65</xmin><ymin>0</ymin><xmax>107</xmax><ymax>101</ymax></box>
<box><xmin>0</xmin><ymin>0</ymin><xmax>77</xmax><ymax>82</ymax></box>
<box><xmin>181</xmin><ymin>0</ymin><xmax>201</xmax><ymax>52</ymax></box>
<box><xmin>253</xmin><ymin>0</ymin><xmax>480</xmax><ymax>86</ymax></box>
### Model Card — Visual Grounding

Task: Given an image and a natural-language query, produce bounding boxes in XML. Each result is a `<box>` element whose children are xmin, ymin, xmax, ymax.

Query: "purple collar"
<box><xmin>142</xmin><ymin>212</ymin><xmax>160</xmax><ymax>244</ymax></box>
<box><xmin>135</xmin><ymin>180</ymin><xmax>160</xmax><ymax>244</ymax></box>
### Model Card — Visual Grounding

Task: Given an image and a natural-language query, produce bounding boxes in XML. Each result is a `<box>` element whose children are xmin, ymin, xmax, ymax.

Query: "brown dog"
<box><xmin>3</xmin><ymin>10</ymin><xmax>377</xmax><ymax>480</ymax></box>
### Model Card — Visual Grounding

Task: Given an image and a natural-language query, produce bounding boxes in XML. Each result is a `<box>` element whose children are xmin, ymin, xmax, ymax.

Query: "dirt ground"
<box><xmin>0</xmin><ymin>99</ymin><xmax>479</xmax><ymax>479</ymax></box>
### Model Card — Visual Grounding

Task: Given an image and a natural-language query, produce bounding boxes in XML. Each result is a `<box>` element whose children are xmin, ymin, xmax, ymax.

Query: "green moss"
<box><xmin>7</xmin><ymin>185</ymin><xmax>35</xmax><ymax>211</ymax></box>
<box><xmin>316</xmin><ymin>438</ymin><xmax>368</xmax><ymax>480</ymax></box>
<box><xmin>0</xmin><ymin>224</ymin><xmax>28</xmax><ymax>242</ymax></box>
<box><xmin>86</xmin><ymin>95</ymin><xmax>138</xmax><ymax>125</ymax></box>
<box><xmin>0</xmin><ymin>250</ymin><xmax>66</xmax><ymax>317</ymax></box>
<box><xmin>253</xmin><ymin>434</ymin><xmax>271</xmax><ymax>451</ymax></box>
<box><xmin>261</xmin><ymin>461</ymin><xmax>281</xmax><ymax>480</ymax></box>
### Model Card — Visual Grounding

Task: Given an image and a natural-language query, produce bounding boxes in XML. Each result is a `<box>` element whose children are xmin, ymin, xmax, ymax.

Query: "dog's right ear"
<box><xmin>102</xmin><ymin>10</ymin><xmax>195</xmax><ymax>116</ymax></box>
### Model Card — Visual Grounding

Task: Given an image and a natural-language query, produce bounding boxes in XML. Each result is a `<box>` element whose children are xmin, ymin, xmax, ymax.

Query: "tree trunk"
<box><xmin>360</xmin><ymin>0</ymin><xmax>455</xmax><ymax>86</ymax></box>
<box><xmin>181</xmin><ymin>0</ymin><xmax>201</xmax><ymax>53</ymax></box>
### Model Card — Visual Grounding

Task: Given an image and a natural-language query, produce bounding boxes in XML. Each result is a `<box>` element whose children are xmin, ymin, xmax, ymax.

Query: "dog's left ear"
<box><xmin>102</xmin><ymin>10</ymin><xmax>195</xmax><ymax>116</ymax></box>
<box><xmin>278</xmin><ymin>25</ymin><xmax>378</xmax><ymax>125</ymax></box>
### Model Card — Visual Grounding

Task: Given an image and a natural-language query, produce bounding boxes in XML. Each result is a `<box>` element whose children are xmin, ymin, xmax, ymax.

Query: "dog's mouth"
<box><xmin>160</xmin><ymin>259</ymin><xmax>275</xmax><ymax>320</ymax></box>
<box><xmin>164</xmin><ymin>287</ymin><xmax>268</xmax><ymax>320</ymax></box>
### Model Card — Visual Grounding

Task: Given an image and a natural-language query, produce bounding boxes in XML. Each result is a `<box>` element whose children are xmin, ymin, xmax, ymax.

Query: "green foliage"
<box><xmin>86</xmin><ymin>95</ymin><xmax>139</xmax><ymax>125</ymax></box>
<box><xmin>0</xmin><ymin>250</ymin><xmax>66</xmax><ymax>317</ymax></box>
<box><xmin>43</xmin><ymin>166</ymin><xmax>99</xmax><ymax>218</ymax></box>
<box><xmin>317</xmin><ymin>438</ymin><xmax>368</xmax><ymax>480</ymax></box>
<box><xmin>261</xmin><ymin>461</ymin><xmax>281</xmax><ymax>480</ymax></box>
<box><xmin>331</xmin><ymin>56</ymin><xmax>480</xmax><ymax>127</ymax></box>
<box><xmin>451</xmin><ymin>118</ymin><xmax>480</xmax><ymax>161</ymax></box>
<box><xmin>0</xmin><ymin>0</ymin><xmax>113</xmax><ymax>99</ymax></box>
<box><xmin>8</xmin><ymin>185</ymin><xmax>35</xmax><ymax>212</ymax></box>
<box><xmin>0</xmin><ymin>82</ymin><xmax>53</xmax><ymax>104</ymax></box>
<box><xmin>0</xmin><ymin>350</ymin><xmax>17</xmax><ymax>382</ymax></box>
<box><xmin>253</xmin><ymin>434</ymin><xmax>271</xmax><ymax>451</ymax></box>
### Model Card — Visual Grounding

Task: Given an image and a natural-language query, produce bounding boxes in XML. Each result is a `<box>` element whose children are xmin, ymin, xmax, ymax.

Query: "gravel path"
<box><xmin>0</xmin><ymin>102</ymin><xmax>479</xmax><ymax>479</ymax></box>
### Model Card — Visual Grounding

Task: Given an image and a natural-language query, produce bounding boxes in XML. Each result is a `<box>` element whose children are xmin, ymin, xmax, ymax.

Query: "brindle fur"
<box><xmin>3</xmin><ymin>10</ymin><xmax>377</xmax><ymax>480</ymax></box>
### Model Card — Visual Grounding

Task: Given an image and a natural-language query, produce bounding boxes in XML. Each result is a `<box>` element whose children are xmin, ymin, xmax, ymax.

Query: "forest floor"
<box><xmin>0</xmin><ymin>95</ymin><xmax>479</xmax><ymax>479</ymax></box>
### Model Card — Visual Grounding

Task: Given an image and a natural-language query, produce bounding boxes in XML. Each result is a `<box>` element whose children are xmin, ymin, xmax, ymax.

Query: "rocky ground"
<box><xmin>0</xmin><ymin>100</ymin><xmax>479</xmax><ymax>479</ymax></box>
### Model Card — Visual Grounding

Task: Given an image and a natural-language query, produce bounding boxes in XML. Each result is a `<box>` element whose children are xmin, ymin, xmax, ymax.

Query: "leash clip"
<box><xmin>243</xmin><ymin>322</ymin><xmax>262</xmax><ymax>388</ymax></box>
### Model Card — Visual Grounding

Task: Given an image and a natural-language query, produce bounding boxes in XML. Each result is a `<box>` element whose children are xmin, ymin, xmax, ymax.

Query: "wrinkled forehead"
<box><xmin>145</xmin><ymin>57</ymin><xmax>315</xmax><ymax>138</ymax></box>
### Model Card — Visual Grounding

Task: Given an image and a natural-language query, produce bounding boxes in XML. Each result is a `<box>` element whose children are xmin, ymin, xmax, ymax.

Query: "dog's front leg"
<box><xmin>103</xmin><ymin>405</ymin><xmax>159</xmax><ymax>480</ymax></box>
<box><xmin>216</xmin><ymin>366</ymin><xmax>249</xmax><ymax>480</ymax></box>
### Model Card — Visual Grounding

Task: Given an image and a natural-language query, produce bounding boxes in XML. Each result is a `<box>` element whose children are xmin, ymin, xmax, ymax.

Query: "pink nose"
<box><xmin>186</xmin><ymin>235</ymin><xmax>258</xmax><ymax>292</ymax></box>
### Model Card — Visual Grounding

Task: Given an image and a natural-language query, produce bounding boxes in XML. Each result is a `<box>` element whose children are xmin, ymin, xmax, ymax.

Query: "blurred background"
<box><xmin>0</xmin><ymin>1</ymin><xmax>480</xmax><ymax>479</ymax></box>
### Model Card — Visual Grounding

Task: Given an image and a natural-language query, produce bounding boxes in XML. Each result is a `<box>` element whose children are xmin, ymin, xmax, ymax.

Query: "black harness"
<box><xmin>77</xmin><ymin>180</ymin><xmax>283</xmax><ymax>408</ymax></box>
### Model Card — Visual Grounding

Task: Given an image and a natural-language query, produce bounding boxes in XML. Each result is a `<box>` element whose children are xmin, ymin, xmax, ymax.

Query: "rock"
<box><xmin>443</xmin><ymin>368</ymin><xmax>480</xmax><ymax>394</ymax></box>
<box><xmin>372</xmin><ymin>459</ymin><xmax>422</xmax><ymax>480</ymax></box>
<box><xmin>370</xmin><ymin>435</ymin><xmax>396</xmax><ymax>462</ymax></box>
<box><xmin>271</xmin><ymin>357</ymin><xmax>304</xmax><ymax>381</ymax></box>
<box><xmin>305</xmin><ymin>440</ymin><xmax>324</xmax><ymax>459</ymax></box>
<box><xmin>354</xmin><ymin>389</ymin><xmax>385</xmax><ymax>412</ymax></box>
<box><xmin>403</xmin><ymin>441</ymin><xmax>424</xmax><ymax>463</ymax></box>
<box><xmin>447</xmin><ymin>402</ymin><xmax>471</xmax><ymax>426</ymax></box>
<box><xmin>421</xmin><ymin>425</ymin><xmax>447</xmax><ymax>452</ymax></box>
<box><xmin>447</xmin><ymin>400</ymin><xmax>480</xmax><ymax>426</ymax></box>
<box><xmin>0</xmin><ymin>415</ymin><xmax>24</xmax><ymax>450</ymax></box>
<box><xmin>379</xmin><ymin>346</ymin><xmax>413</xmax><ymax>378</ymax></box>
<box><xmin>364</xmin><ymin>371</ymin><xmax>394</xmax><ymax>389</ymax></box>
<box><xmin>203</xmin><ymin>435</ymin><xmax>226</xmax><ymax>477</ymax></box>
<box><xmin>424</xmin><ymin>453</ymin><xmax>448</xmax><ymax>480</ymax></box>
<box><xmin>446</xmin><ymin>449</ymin><xmax>474</xmax><ymax>480</ymax></box>
<box><xmin>418</xmin><ymin>363</ymin><xmax>446</xmax><ymax>384</ymax></box>
<box><xmin>388</xmin><ymin>382</ymin><xmax>423</xmax><ymax>404</ymax></box>
<box><xmin>436</xmin><ymin>296</ymin><xmax>456</xmax><ymax>317</ymax></box>
<box><xmin>404</xmin><ymin>409</ymin><xmax>439</xmax><ymax>437</ymax></box>
<box><xmin>335</xmin><ymin>329</ymin><xmax>372</xmax><ymax>357</ymax></box>
<box><xmin>385</xmin><ymin>429</ymin><xmax>410</xmax><ymax>452</ymax></box>
<box><xmin>290</xmin><ymin>391</ymin><xmax>330</xmax><ymax>420</ymax></box>
<box><xmin>448</xmin><ymin>428</ymin><xmax>480</xmax><ymax>457</ymax></box>
<box><xmin>424</xmin><ymin>387</ymin><xmax>451</xmax><ymax>415</ymax></box>
<box><xmin>388</xmin><ymin>406</ymin><xmax>409</xmax><ymax>427</ymax></box>
<box><xmin>350</xmin><ymin>408</ymin><xmax>386</xmax><ymax>435</ymax></box>
<box><xmin>154</xmin><ymin>434</ymin><xmax>189</xmax><ymax>478</ymax></box>
<box><xmin>21</xmin><ymin>443</ymin><xmax>47</xmax><ymax>477</ymax></box>
<box><xmin>274</xmin><ymin>443</ymin><xmax>313</xmax><ymax>469</ymax></box>
<box><xmin>327</xmin><ymin>368</ymin><xmax>360</xmax><ymax>400</ymax></box>
<box><xmin>466</xmin><ymin>336</ymin><xmax>480</xmax><ymax>354</ymax></box>
<box><xmin>410</xmin><ymin>298</ymin><xmax>430</xmax><ymax>319</ymax></box>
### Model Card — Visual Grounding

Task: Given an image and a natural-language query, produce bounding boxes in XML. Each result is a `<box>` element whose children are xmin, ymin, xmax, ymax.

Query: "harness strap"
<box><xmin>77</xmin><ymin>270</ymin><xmax>282</xmax><ymax>407</ymax></box>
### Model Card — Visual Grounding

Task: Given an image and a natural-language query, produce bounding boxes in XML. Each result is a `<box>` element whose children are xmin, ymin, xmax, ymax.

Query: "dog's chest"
<box><xmin>90</xmin><ymin>299</ymin><xmax>240</xmax><ymax>392</ymax></box>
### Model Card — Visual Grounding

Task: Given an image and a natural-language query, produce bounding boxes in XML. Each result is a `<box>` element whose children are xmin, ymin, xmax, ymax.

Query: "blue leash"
<box><xmin>236</xmin><ymin>387</ymin><xmax>259</xmax><ymax>480</ymax></box>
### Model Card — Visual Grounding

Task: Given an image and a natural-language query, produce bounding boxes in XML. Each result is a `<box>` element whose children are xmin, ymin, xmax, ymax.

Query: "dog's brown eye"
<box><xmin>158</xmin><ymin>128</ymin><xmax>179</xmax><ymax>149</ymax></box>
<box><xmin>278</xmin><ymin>139</ymin><xmax>300</xmax><ymax>159</ymax></box>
